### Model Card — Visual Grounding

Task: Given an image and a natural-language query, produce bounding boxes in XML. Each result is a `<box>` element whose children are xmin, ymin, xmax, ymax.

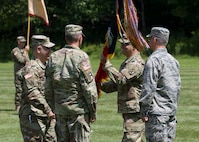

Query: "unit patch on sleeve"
<box><xmin>80</xmin><ymin>59</ymin><xmax>93</xmax><ymax>83</ymax></box>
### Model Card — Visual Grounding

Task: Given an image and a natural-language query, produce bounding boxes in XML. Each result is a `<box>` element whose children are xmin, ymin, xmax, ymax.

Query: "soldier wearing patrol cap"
<box><xmin>100</xmin><ymin>34</ymin><xmax>145</xmax><ymax>142</ymax></box>
<box><xmin>19</xmin><ymin>35</ymin><xmax>56</xmax><ymax>142</ymax></box>
<box><xmin>45</xmin><ymin>24</ymin><xmax>98</xmax><ymax>142</ymax></box>
<box><xmin>11</xmin><ymin>36</ymin><xmax>30</xmax><ymax>112</ymax></box>
<box><xmin>140</xmin><ymin>27</ymin><xmax>181</xmax><ymax>142</ymax></box>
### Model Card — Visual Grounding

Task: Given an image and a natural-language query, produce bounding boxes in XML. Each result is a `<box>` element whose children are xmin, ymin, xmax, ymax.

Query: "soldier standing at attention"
<box><xmin>19</xmin><ymin>35</ymin><xmax>56</xmax><ymax>142</ymax></box>
<box><xmin>139</xmin><ymin>27</ymin><xmax>181</xmax><ymax>142</ymax></box>
<box><xmin>11</xmin><ymin>36</ymin><xmax>29</xmax><ymax>111</ymax></box>
<box><xmin>100</xmin><ymin>35</ymin><xmax>145</xmax><ymax>142</ymax></box>
<box><xmin>45</xmin><ymin>24</ymin><xmax>98</xmax><ymax>142</ymax></box>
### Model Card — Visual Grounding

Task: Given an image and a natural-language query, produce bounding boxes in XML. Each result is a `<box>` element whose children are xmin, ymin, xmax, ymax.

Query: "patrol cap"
<box><xmin>17</xmin><ymin>36</ymin><xmax>26</xmax><ymax>42</ymax></box>
<box><xmin>31</xmin><ymin>35</ymin><xmax>55</xmax><ymax>48</ymax></box>
<box><xmin>65</xmin><ymin>24</ymin><xmax>85</xmax><ymax>36</ymax></box>
<box><xmin>118</xmin><ymin>34</ymin><xmax>130</xmax><ymax>44</ymax></box>
<box><xmin>146</xmin><ymin>27</ymin><xmax>170</xmax><ymax>43</ymax></box>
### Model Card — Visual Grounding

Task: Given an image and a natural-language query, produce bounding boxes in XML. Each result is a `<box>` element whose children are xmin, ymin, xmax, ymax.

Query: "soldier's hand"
<box><xmin>141</xmin><ymin>116</ymin><xmax>149</xmax><ymax>122</ymax></box>
<box><xmin>90</xmin><ymin>114</ymin><xmax>96</xmax><ymax>123</ymax></box>
<box><xmin>48</xmin><ymin>111</ymin><xmax>56</xmax><ymax>120</ymax></box>
<box><xmin>24</xmin><ymin>45</ymin><xmax>30</xmax><ymax>52</ymax></box>
<box><xmin>100</xmin><ymin>54</ymin><xmax>108</xmax><ymax>65</ymax></box>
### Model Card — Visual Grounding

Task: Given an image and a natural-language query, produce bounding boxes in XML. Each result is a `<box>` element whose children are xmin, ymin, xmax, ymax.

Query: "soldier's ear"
<box><xmin>36</xmin><ymin>45</ymin><xmax>42</xmax><ymax>53</ymax></box>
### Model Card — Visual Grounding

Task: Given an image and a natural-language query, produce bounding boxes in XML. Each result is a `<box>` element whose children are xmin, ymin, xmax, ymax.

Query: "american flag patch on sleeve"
<box><xmin>24</xmin><ymin>73</ymin><xmax>32</xmax><ymax>79</ymax></box>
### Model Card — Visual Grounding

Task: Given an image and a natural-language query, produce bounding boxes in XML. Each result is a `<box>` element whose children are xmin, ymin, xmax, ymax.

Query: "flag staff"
<box><xmin>27</xmin><ymin>0</ymin><xmax>49</xmax><ymax>46</ymax></box>
<box><xmin>27</xmin><ymin>15</ymin><xmax>31</xmax><ymax>46</ymax></box>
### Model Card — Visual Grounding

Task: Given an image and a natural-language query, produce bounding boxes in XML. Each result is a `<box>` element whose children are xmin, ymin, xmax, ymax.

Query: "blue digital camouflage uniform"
<box><xmin>45</xmin><ymin>45</ymin><xmax>98</xmax><ymax>142</ymax></box>
<box><xmin>19</xmin><ymin>59</ymin><xmax>56</xmax><ymax>142</ymax></box>
<box><xmin>140</xmin><ymin>48</ymin><xmax>181</xmax><ymax>142</ymax></box>
<box><xmin>11</xmin><ymin>46</ymin><xmax>29</xmax><ymax>110</ymax></box>
<box><xmin>101</xmin><ymin>52</ymin><xmax>145</xmax><ymax>142</ymax></box>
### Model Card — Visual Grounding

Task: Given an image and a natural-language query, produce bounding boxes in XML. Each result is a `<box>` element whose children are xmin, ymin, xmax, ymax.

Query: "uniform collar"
<box><xmin>64</xmin><ymin>45</ymin><xmax>80</xmax><ymax>49</ymax></box>
<box><xmin>124</xmin><ymin>52</ymin><xmax>140</xmax><ymax>64</ymax></box>
<box><xmin>35</xmin><ymin>59</ymin><xmax>46</xmax><ymax>70</ymax></box>
<box><xmin>153</xmin><ymin>47</ymin><xmax>167</xmax><ymax>54</ymax></box>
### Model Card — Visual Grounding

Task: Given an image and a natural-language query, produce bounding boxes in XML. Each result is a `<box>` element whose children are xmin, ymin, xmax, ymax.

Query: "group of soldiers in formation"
<box><xmin>11</xmin><ymin>24</ymin><xmax>181</xmax><ymax>142</ymax></box>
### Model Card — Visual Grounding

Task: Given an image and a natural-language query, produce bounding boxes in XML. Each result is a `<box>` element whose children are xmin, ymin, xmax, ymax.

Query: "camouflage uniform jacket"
<box><xmin>19</xmin><ymin>59</ymin><xmax>52</xmax><ymax>117</ymax></box>
<box><xmin>11</xmin><ymin>47</ymin><xmax>29</xmax><ymax>76</ymax></box>
<box><xmin>101</xmin><ymin>53</ymin><xmax>145</xmax><ymax>113</ymax></box>
<box><xmin>16</xmin><ymin>68</ymin><xmax>24</xmax><ymax>93</ymax></box>
<box><xmin>45</xmin><ymin>45</ymin><xmax>98</xmax><ymax>116</ymax></box>
<box><xmin>140</xmin><ymin>48</ymin><xmax>181</xmax><ymax>117</ymax></box>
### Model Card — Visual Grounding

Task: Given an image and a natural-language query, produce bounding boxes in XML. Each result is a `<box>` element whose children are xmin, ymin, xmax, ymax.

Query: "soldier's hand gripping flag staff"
<box><xmin>95</xmin><ymin>0</ymin><xmax>149</xmax><ymax>98</ymax></box>
<box><xmin>27</xmin><ymin>0</ymin><xmax>49</xmax><ymax>46</ymax></box>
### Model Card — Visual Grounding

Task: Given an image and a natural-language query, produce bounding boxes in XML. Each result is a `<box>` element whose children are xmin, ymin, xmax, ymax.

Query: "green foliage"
<box><xmin>168</xmin><ymin>0</ymin><xmax>199</xmax><ymax>30</ymax></box>
<box><xmin>1</xmin><ymin>0</ymin><xmax>199</xmax><ymax>62</ymax></box>
<box><xmin>167</xmin><ymin>29</ymin><xmax>199</xmax><ymax>56</ymax></box>
<box><xmin>0</xmin><ymin>0</ymin><xmax>27</xmax><ymax>36</ymax></box>
<box><xmin>82</xmin><ymin>42</ymin><xmax>124</xmax><ymax>59</ymax></box>
<box><xmin>82</xmin><ymin>43</ymin><xmax>103</xmax><ymax>58</ymax></box>
<box><xmin>188</xmin><ymin>29</ymin><xmax>199</xmax><ymax>56</ymax></box>
<box><xmin>0</xmin><ymin>39</ymin><xmax>15</xmax><ymax>62</ymax></box>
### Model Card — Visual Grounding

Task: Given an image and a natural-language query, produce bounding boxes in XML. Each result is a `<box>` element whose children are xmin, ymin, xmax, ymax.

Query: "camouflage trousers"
<box><xmin>14</xmin><ymin>91</ymin><xmax>21</xmax><ymax>111</ymax></box>
<box><xmin>145</xmin><ymin>115</ymin><xmax>177</xmax><ymax>142</ymax></box>
<box><xmin>56</xmin><ymin>113</ymin><xmax>91</xmax><ymax>142</ymax></box>
<box><xmin>14</xmin><ymin>81</ymin><xmax>22</xmax><ymax>110</ymax></box>
<box><xmin>19</xmin><ymin>114</ymin><xmax>57</xmax><ymax>142</ymax></box>
<box><xmin>122</xmin><ymin>113</ymin><xmax>145</xmax><ymax>142</ymax></box>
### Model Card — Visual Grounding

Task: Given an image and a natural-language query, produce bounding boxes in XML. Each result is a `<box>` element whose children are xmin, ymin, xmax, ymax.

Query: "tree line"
<box><xmin>0</xmin><ymin>0</ymin><xmax>199</xmax><ymax>61</ymax></box>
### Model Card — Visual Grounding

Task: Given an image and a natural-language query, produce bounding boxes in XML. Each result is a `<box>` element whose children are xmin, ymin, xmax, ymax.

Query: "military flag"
<box><xmin>122</xmin><ymin>0</ymin><xmax>149</xmax><ymax>51</ymax></box>
<box><xmin>28</xmin><ymin>0</ymin><xmax>49</xmax><ymax>26</ymax></box>
<box><xmin>95</xmin><ymin>0</ymin><xmax>123</xmax><ymax>98</ymax></box>
<box><xmin>95</xmin><ymin>0</ymin><xmax>149</xmax><ymax>98</ymax></box>
<box><xmin>27</xmin><ymin>0</ymin><xmax>49</xmax><ymax>45</ymax></box>
<box><xmin>95</xmin><ymin>18</ymin><xmax>118</xmax><ymax>98</ymax></box>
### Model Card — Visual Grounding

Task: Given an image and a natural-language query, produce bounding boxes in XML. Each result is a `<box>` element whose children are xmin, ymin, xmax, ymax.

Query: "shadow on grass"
<box><xmin>0</xmin><ymin>109</ymin><xmax>15</xmax><ymax>112</ymax></box>
<box><xmin>0</xmin><ymin>109</ymin><xmax>19</xmax><ymax>115</ymax></box>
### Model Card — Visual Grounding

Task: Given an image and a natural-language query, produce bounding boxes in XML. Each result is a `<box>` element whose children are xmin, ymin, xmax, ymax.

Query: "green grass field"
<box><xmin>0</xmin><ymin>56</ymin><xmax>199</xmax><ymax>142</ymax></box>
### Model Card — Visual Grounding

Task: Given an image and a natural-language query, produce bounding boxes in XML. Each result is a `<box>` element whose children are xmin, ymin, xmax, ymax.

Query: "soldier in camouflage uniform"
<box><xmin>11</xmin><ymin>36</ymin><xmax>29</xmax><ymax>111</ymax></box>
<box><xmin>19</xmin><ymin>35</ymin><xmax>56</xmax><ymax>142</ymax></box>
<box><xmin>100</xmin><ymin>35</ymin><xmax>145</xmax><ymax>142</ymax></box>
<box><xmin>15</xmin><ymin>67</ymin><xmax>24</xmax><ymax>111</ymax></box>
<box><xmin>45</xmin><ymin>24</ymin><xmax>98</xmax><ymax>142</ymax></box>
<box><xmin>139</xmin><ymin>27</ymin><xmax>181</xmax><ymax>142</ymax></box>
